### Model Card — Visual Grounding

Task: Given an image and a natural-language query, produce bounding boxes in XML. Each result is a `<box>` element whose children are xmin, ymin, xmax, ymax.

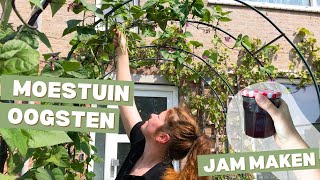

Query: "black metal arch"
<box><xmin>233</xmin><ymin>0</ymin><xmax>320</xmax><ymax>108</ymax></box>
<box><xmin>104</xmin><ymin>58</ymin><xmax>228</xmax><ymax>120</ymax></box>
<box><xmin>137</xmin><ymin>45</ymin><xmax>235</xmax><ymax>96</ymax></box>
<box><xmin>94</xmin><ymin>0</ymin><xmax>320</xmax><ymax>109</ymax></box>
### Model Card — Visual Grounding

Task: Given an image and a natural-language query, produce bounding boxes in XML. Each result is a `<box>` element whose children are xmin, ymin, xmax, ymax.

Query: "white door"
<box><xmin>92</xmin><ymin>84</ymin><xmax>178</xmax><ymax>180</ymax></box>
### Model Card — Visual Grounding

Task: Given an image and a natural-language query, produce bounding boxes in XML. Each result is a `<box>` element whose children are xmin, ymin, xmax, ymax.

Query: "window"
<box><xmin>245</xmin><ymin>0</ymin><xmax>310</xmax><ymax>6</ymax></box>
<box><xmin>209</xmin><ymin>0</ymin><xmax>320</xmax><ymax>11</ymax></box>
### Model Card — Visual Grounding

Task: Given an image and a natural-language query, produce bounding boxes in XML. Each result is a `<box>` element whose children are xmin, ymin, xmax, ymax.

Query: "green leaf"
<box><xmin>67</xmin><ymin>132</ymin><xmax>81</xmax><ymax>150</ymax></box>
<box><xmin>0</xmin><ymin>173</ymin><xmax>18</xmax><ymax>180</ymax></box>
<box><xmin>201</xmin><ymin>9</ymin><xmax>211</xmax><ymax>22</ymax></box>
<box><xmin>80</xmin><ymin>141</ymin><xmax>91</xmax><ymax>155</ymax></box>
<box><xmin>18</xmin><ymin>31</ymin><xmax>39</xmax><ymax>49</ymax></box>
<box><xmin>189</xmin><ymin>41</ymin><xmax>203</xmax><ymax>48</ymax></box>
<box><xmin>242</xmin><ymin>35</ymin><xmax>252</xmax><ymax>50</ymax></box>
<box><xmin>35</xmin><ymin>168</ymin><xmax>54</xmax><ymax>180</ymax></box>
<box><xmin>0</xmin><ymin>0</ymin><xmax>13</xmax><ymax>29</ymax></box>
<box><xmin>0</xmin><ymin>129</ymin><xmax>28</xmax><ymax>157</ymax></box>
<box><xmin>130</xmin><ymin>32</ymin><xmax>142</xmax><ymax>41</ymax></box>
<box><xmin>208</xmin><ymin>52</ymin><xmax>218</xmax><ymax>63</ymax></box>
<box><xmin>67</xmin><ymin>19</ymin><xmax>83</xmax><ymax>28</ymax></box>
<box><xmin>50</xmin><ymin>0</ymin><xmax>66</xmax><ymax>17</ymax></box>
<box><xmin>42</xmin><ymin>52</ymin><xmax>60</xmax><ymax>61</ymax></box>
<box><xmin>29</xmin><ymin>0</ymin><xmax>43</xmax><ymax>9</ymax></box>
<box><xmin>0</xmin><ymin>49</ymin><xmax>39</xmax><ymax>75</ymax></box>
<box><xmin>77</xmin><ymin>27</ymin><xmax>96</xmax><ymax>41</ymax></box>
<box><xmin>24</xmin><ymin>129</ymin><xmax>72</xmax><ymax>148</ymax></box>
<box><xmin>179</xmin><ymin>0</ymin><xmax>189</xmax><ymax>26</ymax></box>
<box><xmin>158</xmin><ymin>19</ymin><xmax>167</xmax><ymax>31</ymax></box>
<box><xmin>80</xmin><ymin>0</ymin><xmax>104</xmax><ymax>19</ymax></box>
<box><xmin>298</xmin><ymin>27</ymin><xmax>312</xmax><ymax>35</ymax></box>
<box><xmin>142</xmin><ymin>0</ymin><xmax>158</xmax><ymax>10</ymax></box>
<box><xmin>191</xmin><ymin>0</ymin><xmax>204</xmax><ymax>18</ymax></box>
<box><xmin>219</xmin><ymin>16</ymin><xmax>231</xmax><ymax>22</ymax></box>
<box><xmin>41</xmin><ymin>62</ymin><xmax>64</xmax><ymax>77</ymax></box>
<box><xmin>0</xmin><ymin>26</ymin><xmax>15</xmax><ymax>43</ymax></box>
<box><xmin>65</xmin><ymin>68</ymin><xmax>89</xmax><ymax>78</ymax></box>
<box><xmin>62</xmin><ymin>20</ymin><xmax>82</xmax><ymax>37</ymax></box>
<box><xmin>0</xmin><ymin>39</ymin><xmax>32</xmax><ymax>59</ymax></box>
<box><xmin>21</xmin><ymin>64</ymin><xmax>40</xmax><ymax>76</ymax></box>
<box><xmin>45</xmin><ymin>147</ymin><xmax>69</xmax><ymax>167</ymax></box>
<box><xmin>184</xmin><ymin>31</ymin><xmax>193</xmax><ymax>37</ymax></box>
<box><xmin>61</xmin><ymin>61</ymin><xmax>81</xmax><ymax>71</ymax></box>
<box><xmin>160</xmin><ymin>50</ymin><xmax>170</xmax><ymax>59</ymax></box>
<box><xmin>130</xmin><ymin>6</ymin><xmax>144</xmax><ymax>19</ymax></box>
<box><xmin>139</xmin><ymin>24</ymin><xmax>156</xmax><ymax>37</ymax></box>
<box><xmin>35</xmin><ymin>30</ymin><xmax>52</xmax><ymax>51</ymax></box>
<box><xmin>234</xmin><ymin>34</ymin><xmax>243</xmax><ymax>48</ymax></box>
<box><xmin>214</xmin><ymin>5</ymin><xmax>222</xmax><ymax>13</ymax></box>
<box><xmin>51</xmin><ymin>168</ymin><xmax>64</xmax><ymax>180</ymax></box>
<box><xmin>86</xmin><ymin>171</ymin><xmax>95</xmax><ymax>179</ymax></box>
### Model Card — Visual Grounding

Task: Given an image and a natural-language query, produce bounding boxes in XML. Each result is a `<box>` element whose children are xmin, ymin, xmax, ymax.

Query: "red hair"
<box><xmin>159</xmin><ymin>107</ymin><xmax>212</xmax><ymax>180</ymax></box>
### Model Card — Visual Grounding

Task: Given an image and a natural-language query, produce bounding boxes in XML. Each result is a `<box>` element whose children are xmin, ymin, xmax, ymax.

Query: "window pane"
<box><xmin>93</xmin><ymin>133</ymin><xmax>106</xmax><ymax>179</ymax></box>
<box><xmin>245</xmin><ymin>0</ymin><xmax>310</xmax><ymax>6</ymax></box>
<box><xmin>283</xmin><ymin>84</ymin><xmax>320</xmax><ymax>123</ymax></box>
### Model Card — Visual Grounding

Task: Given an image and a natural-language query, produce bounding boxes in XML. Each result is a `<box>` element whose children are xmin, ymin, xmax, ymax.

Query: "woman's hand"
<box><xmin>113</xmin><ymin>29</ymin><xmax>127</xmax><ymax>56</ymax></box>
<box><xmin>255</xmin><ymin>93</ymin><xmax>308</xmax><ymax>149</ymax></box>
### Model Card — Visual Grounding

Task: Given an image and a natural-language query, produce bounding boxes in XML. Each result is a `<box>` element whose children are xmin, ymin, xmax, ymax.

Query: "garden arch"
<box><xmin>92</xmin><ymin>0</ymin><xmax>320</xmax><ymax>116</ymax></box>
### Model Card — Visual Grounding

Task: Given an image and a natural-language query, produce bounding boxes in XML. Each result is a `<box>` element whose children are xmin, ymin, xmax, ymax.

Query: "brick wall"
<box><xmin>3</xmin><ymin>0</ymin><xmax>319</xmax><ymax>72</ymax></box>
<box><xmin>204</xmin><ymin>2</ymin><xmax>320</xmax><ymax>71</ymax></box>
<box><xmin>2</xmin><ymin>0</ymin><xmax>95</xmax><ymax>70</ymax></box>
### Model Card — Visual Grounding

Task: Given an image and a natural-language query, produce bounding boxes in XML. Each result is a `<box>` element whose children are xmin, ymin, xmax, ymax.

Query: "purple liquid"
<box><xmin>243</xmin><ymin>96</ymin><xmax>280</xmax><ymax>138</ymax></box>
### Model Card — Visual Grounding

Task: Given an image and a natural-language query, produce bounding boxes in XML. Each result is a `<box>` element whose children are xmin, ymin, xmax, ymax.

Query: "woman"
<box><xmin>113</xmin><ymin>31</ymin><xmax>320</xmax><ymax>179</ymax></box>
<box><xmin>114</xmin><ymin>31</ymin><xmax>212</xmax><ymax>180</ymax></box>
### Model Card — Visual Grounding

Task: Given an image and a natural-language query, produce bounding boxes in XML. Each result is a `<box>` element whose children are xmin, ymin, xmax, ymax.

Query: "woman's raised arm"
<box><xmin>114</xmin><ymin>30</ymin><xmax>142</xmax><ymax>138</ymax></box>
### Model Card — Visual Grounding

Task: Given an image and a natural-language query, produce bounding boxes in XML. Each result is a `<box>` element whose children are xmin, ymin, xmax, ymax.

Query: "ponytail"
<box><xmin>162</xmin><ymin>135</ymin><xmax>213</xmax><ymax>180</ymax></box>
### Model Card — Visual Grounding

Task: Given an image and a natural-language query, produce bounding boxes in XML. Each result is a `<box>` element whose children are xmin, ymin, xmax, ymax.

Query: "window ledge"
<box><xmin>208</xmin><ymin>0</ymin><xmax>320</xmax><ymax>13</ymax></box>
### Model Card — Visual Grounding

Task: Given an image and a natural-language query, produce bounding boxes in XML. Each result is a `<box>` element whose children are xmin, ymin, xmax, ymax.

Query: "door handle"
<box><xmin>110</xmin><ymin>158</ymin><xmax>120</xmax><ymax>178</ymax></box>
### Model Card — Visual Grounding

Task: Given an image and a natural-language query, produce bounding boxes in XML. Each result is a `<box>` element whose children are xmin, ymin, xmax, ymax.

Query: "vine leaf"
<box><xmin>41</xmin><ymin>61</ymin><xmax>64</xmax><ymax>77</ymax></box>
<box><xmin>242</xmin><ymin>35</ymin><xmax>252</xmax><ymax>50</ymax></box>
<box><xmin>80</xmin><ymin>0</ymin><xmax>104</xmax><ymax>19</ymax></box>
<box><xmin>189</xmin><ymin>41</ymin><xmax>203</xmax><ymax>48</ymax></box>
<box><xmin>234</xmin><ymin>34</ymin><xmax>243</xmax><ymax>48</ymax></box>
<box><xmin>62</xmin><ymin>20</ymin><xmax>82</xmax><ymax>36</ymax></box>
<box><xmin>191</xmin><ymin>0</ymin><xmax>204</xmax><ymax>18</ymax></box>
<box><xmin>65</xmin><ymin>67</ymin><xmax>90</xmax><ymax>78</ymax></box>
<box><xmin>42</xmin><ymin>52</ymin><xmax>60</xmax><ymax>61</ymax></box>
<box><xmin>45</xmin><ymin>147</ymin><xmax>69</xmax><ymax>167</ymax></box>
<box><xmin>179</xmin><ymin>0</ymin><xmax>189</xmax><ymax>26</ymax></box>
<box><xmin>25</xmin><ymin>129</ymin><xmax>72</xmax><ymax>148</ymax></box>
<box><xmin>29</xmin><ymin>0</ymin><xmax>43</xmax><ymax>10</ymax></box>
<box><xmin>130</xmin><ymin>6</ymin><xmax>144</xmax><ymax>19</ymax></box>
<box><xmin>0</xmin><ymin>39</ymin><xmax>32</xmax><ymax>59</ymax></box>
<box><xmin>0</xmin><ymin>129</ymin><xmax>29</xmax><ymax>158</ymax></box>
<box><xmin>35</xmin><ymin>168</ymin><xmax>54</xmax><ymax>180</ymax></box>
<box><xmin>0</xmin><ymin>40</ymin><xmax>39</xmax><ymax>75</ymax></box>
<box><xmin>51</xmin><ymin>168</ymin><xmax>64</xmax><ymax>180</ymax></box>
<box><xmin>35</xmin><ymin>30</ymin><xmax>52</xmax><ymax>51</ymax></box>
<box><xmin>61</xmin><ymin>60</ymin><xmax>81</xmax><ymax>71</ymax></box>
<box><xmin>0</xmin><ymin>173</ymin><xmax>18</xmax><ymax>180</ymax></box>
<box><xmin>76</xmin><ymin>27</ymin><xmax>96</xmax><ymax>41</ymax></box>
<box><xmin>142</xmin><ymin>0</ymin><xmax>158</xmax><ymax>10</ymax></box>
<box><xmin>298</xmin><ymin>27</ymin><xmax>313</xmax><ymax>35</ymax></box>
<box><xmin>50</xmin><ymin>0</ymin><xmax>66</xmax><ymax>17</ymax></box>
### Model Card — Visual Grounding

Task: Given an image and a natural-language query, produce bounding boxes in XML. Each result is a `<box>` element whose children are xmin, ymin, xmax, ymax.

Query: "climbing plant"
<box><xmin>0</xmin><ymin>0</ymin><xmax>318</xmax><ymax>179</ymax></box>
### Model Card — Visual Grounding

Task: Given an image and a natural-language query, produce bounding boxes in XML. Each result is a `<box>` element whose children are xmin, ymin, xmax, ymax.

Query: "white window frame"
<box><xmin>209</xmin><ymin>0</ymin><xmax>320</xmax><ymax>13</ymax></box>
<box><xmin>88</xmin><ymin>74</ymin><xmax>179</xmax><ymax>179</ymax></box>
